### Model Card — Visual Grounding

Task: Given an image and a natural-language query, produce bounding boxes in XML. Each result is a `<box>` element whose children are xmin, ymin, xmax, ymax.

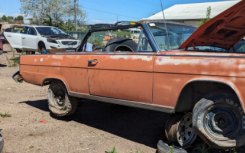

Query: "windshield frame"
<box><xmin>35</xmin><ymin>26</ymin><xmax>68</xmax><ymax>36</ymax></box>
<box><xmin>145</xmin><ymin>21</ymin><xmax>197</xmax><ymax>52</ymax></box>
<box><xmin>78</xmin><ymin>23</ymin><xmax>159</xmax><ymax>52</ymax></box>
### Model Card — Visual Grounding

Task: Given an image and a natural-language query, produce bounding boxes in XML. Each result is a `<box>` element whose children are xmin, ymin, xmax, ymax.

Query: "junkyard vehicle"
<box><xmin>0</xmin><ymin>24</ymin><xmax>4</xmax><ymax>54</ymax></box>
<box><xmin>4</xmin><ymin>25</ymin><xmax>81</xmax><ymax>54</ymax></box>
<box><xmin>0</xmin><ymin>129</ymin><xmax>3</xmax><ymax>153</ymax></box>
<box><xmin>12</xmin><ymin>1</ymin><xmax>245</xmax><ymax>150</ymax></box>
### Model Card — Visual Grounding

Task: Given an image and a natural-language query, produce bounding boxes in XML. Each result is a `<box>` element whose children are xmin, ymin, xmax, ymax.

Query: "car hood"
<box><xmin>179</xmin><ymin>0</ymin><xmax>245</xmax><ymax>50</ymax></box>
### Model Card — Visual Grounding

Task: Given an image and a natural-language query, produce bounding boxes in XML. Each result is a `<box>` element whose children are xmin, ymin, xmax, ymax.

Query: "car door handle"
<box><xmin>22</xmin><ymin>37</ymin><xmax>25</xmax><ymax>39</ymax></box>
<box><xmin>88</xmin><ymin>60</ymin><xmax>98</xmax><ymax>63</ymax></box>
<box><xmin>88</xmin><ymin>60</ymin><xmax>98</xmax><ymax>66</ymax></box>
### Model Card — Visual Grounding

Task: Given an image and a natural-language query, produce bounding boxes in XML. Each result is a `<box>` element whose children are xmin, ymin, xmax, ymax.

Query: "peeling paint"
<box><xmin>40</xmin><ymin>58</ymin><xmax>43</xmax><ymax>62</ymax></box>
<box><xmin>156</xmin><ymin>57</ymin><xmax>200</xmax><ymax>65</ymax></box>
<box><xmin>174</xmin><ymin>60</ymin><xmax>181</xmax><ymax>65</ymax></box>
<box><xmin>110</xmin><ymin>55</ymin><xmax>152</xmax><ymax>62</ymax></box>
<box><xmin>110</xmin><ymin>55</ymin><xmax>128</xmax><ymax>60</ymax></box>
<box><xmin>131</xmin><ymin>56</ymin><xmax>152</xmax><ymax>62</ymax></box>
<box><xmin>231</xmin><ymin>77</ymin><xmax>236</xmax><ymax>82</ymax></box>
<box><xmin>238</xmin><ymin>65</ymin><xmax>245</xmax><ymax>69</ymax></box>
<box><xmin>230</xmin><ymin>73</ymin><xmax>236</xmax><ymax>77</ymax></box>
<box><xmin>202</xmin><ymin>72</ymin><xmax>209</xmax><ymax>75</ymax></box>
<box><xmin>52</xmin><ymin>55</ymin><xmax>63</xmax><ymax>60</ymax></box>
<box><xmin>51</xmin><ymin>62</ymin><xmax>61</xmax><ymax>66</ymax></box>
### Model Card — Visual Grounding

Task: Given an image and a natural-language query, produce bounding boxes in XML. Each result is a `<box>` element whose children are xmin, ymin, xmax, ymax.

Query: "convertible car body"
<box><xmin>13</xmin><ymin>0</ymin><xmax>245</xmax><ymax>150</ymax></box>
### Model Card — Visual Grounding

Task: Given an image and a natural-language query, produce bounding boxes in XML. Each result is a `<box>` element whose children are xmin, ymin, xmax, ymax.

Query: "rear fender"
<box><xmin>175</xmin><ymin>77</ymin><xmax>245</xmax><ymax>113</ymax></box>
<box><xmin>42</xmin><ymin>77</ymin><xmax>70</xmax><ymax>91</ymax></box>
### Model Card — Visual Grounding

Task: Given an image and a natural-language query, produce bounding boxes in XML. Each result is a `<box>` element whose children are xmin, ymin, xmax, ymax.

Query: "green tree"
<box><xmin>19</xmin><ymin>0</ymin><xmax>86</xmax><ymax>30</ymax></box>
<box><xmin>2</xmin><ymin>15</ymin><xmax>7</xmax><ymax>21</ymax></box>
<box><xmin>197</xmin><ymin>6</ymin><xmax>211</xmax><ymax>28</ymax></box>
<box><xmin>7</xmin><ymin>16</ymin><xmax>14</xmax><ymax>21</ymax></box>
<box><xmin>16</xmin><ymin>15</ymin><xmax>24</xmax><ymax>21</ymax></box>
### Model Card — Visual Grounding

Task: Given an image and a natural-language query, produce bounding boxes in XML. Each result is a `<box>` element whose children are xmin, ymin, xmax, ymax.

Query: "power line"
<box><xmin>82</xmin><ymin>6</ymin><xmax>141</xmax><ymax>20</ymax></box>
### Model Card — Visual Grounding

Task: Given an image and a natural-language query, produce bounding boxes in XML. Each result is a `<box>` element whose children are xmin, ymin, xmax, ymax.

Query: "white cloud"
<box><xmin>13</xmin><ymin>13</ymin><xmax>27</xmax><ymax>17</ymax></box>
<box><xmin>92</xmin><ymin>20</ymin><xmax>115</xmax><ymax>24</ymax></box>
<box><xmin>0</xmin><ymin>12</ymin><xmax>4</xmax><ymax>17</ymax></box>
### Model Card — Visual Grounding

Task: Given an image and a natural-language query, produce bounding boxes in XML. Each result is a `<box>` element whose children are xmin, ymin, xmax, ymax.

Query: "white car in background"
<box><xmin>4</xmin><ymin>25</ymin><xmax>81</xmax><ymax>54</ymax></box>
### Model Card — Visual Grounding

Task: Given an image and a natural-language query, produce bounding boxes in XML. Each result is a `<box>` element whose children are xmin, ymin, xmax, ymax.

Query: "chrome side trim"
<box><xmin>69</xmin><ymin>92</ymin><xmax>175</xmax><ymax>114</ymax></box>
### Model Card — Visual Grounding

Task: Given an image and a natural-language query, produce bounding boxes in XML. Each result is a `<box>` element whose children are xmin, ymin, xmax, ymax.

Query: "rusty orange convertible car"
<box><xmin>12</xmin><ymin>1</ymin><xmax>245</xmax><ymax>150</ymax></box>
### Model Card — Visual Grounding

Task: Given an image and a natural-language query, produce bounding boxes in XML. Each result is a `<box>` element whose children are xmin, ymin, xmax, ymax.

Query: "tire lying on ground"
<box><xmin>103</xmin><ymin>37</ymin><xmax>137</xmax><ymax>52</ymax></box>
<box><xmin>192</xmin><ymin>93</ymin><xmax>245</xmax><ymax>149</ymax></box>
<box><xmin>48</xmin><ymin>81</ymin><xmax>78</xmax><ymax>117</ymax></box>
<box><xmin>156</xmin><ymin>140</ymin><xmax>187</xmax><ymax>153</ymax></box>
<box><xmin>165</xmin><ymin>113</ymin><xmax>197</xmax><ymax>148</ymax></box>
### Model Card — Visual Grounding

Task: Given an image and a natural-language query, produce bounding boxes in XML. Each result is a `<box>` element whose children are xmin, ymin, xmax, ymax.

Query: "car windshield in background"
<box><xmin>35</xmin><ymin>27</ymin><xmax>68</xmax><ymax>36</ymax></box>
<box><xmin>148</xmin><ymin>23</ymin><xmax>196</xmax><ymax>51</ymax></box>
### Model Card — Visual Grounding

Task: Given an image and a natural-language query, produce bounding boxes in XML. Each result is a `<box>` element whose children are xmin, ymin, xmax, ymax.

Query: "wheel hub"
<box><xmin>177</xmin><ymin>113</ymin><xmax>197</xmax><ymax>147</ymax></box>
<box><xmin>54</xmin><ymin>90</ymin><xmax>66</xmax><ymax>106</ymax></box>
<box><xmin>205</xmin><ymin>107</ymin><xmax>238</xmax><ymax>137</ymax></box>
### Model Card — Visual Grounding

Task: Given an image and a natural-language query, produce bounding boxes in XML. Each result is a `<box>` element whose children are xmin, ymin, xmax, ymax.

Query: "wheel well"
<box><xmin>42</xmin><ymin>78</ymin><xmax>68</xmax><ymax>89</ymax></box>
<box><xmin>175</xmin><ymin>81</ymin><xmax>239</xmax><ymax>113</ymax></box>
<box><xmin>38</xmin><ymin>41</ymin><xmax>45</xmax><ymax>49</ymax></box>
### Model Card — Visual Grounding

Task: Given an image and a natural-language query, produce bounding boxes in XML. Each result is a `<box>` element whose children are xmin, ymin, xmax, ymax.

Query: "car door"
<box><xmin>3</xmin><ymin>27</ymin><xmax>23</xmax><ymax>49</ymax></box>
<box><xmin>22</xmin><ymin>27</ymin><xmax>38</xmax><ymax>51</ymax></box>
<box><xmin>88</xmin><ymin>29</ymin><xmax>155</xmax><ymax>103</ymax></box>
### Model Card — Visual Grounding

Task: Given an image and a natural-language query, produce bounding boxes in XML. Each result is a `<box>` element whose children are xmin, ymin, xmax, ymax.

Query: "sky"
<box><xmin>0</xmin><ymin>0</ymin><xmax>239</xmax><ymax>24</ymax></box>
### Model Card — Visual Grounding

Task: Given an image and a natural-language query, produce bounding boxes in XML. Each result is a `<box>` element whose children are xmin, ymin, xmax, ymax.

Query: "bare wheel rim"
<box><xmin>177</xmin><ymin>113</ymin><xmax>197</xmax><ymax>146</ymax></box>
<box><xmin>48</xmin><ymin>84</ymin><xmax>67</xmax><ymax>110</ymax></box>
<box><xmin>203</xmin><ymin>104</ymin><xmax>241</xmax><ymax>138</ymax></box>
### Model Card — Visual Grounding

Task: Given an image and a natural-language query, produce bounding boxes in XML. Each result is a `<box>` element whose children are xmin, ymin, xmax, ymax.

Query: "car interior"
<box><xmin>82</xmin><ymin>27</ymin><xmax>153</xmax><ymax>52</ymax></box>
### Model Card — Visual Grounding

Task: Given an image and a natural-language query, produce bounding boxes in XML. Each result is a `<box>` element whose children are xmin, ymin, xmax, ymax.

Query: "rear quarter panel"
<box><xmin>20</xmin><ymin>53</ymin><xmax>90</xmax><ymax>94</ymax></box>
<box><xmin>153</xmin><ymin>51</ymin><xmax>245</xmax><ymax>111</ymax></box>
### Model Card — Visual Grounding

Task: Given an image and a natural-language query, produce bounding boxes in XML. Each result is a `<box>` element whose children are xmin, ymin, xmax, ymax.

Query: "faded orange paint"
<box><xmin>17</xmin><ymin>0</ymin><xmax>245</xmax><ymax>113</ymax></box>
<box><xmin>153</xmin><ymin>51</ymin><xmax>245</xmax><ymax>109</ymax></box>
<box><xmin>20</xmin><ymin>54</ymin><xmax>90</xmax><ymax>94</ymax></box>
<box><xmin>19</xmin><ymin>50</ymin><xmax>245</xmax><ymax>111</ymax></box>
<box><xmin>88</xmin><ymin>53</ymin><xmax>154</xmax><ymax>103</ymax></box>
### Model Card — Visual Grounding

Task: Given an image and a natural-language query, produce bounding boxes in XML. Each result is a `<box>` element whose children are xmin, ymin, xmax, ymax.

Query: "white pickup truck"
<box><xmin>4</xmin><ymin>25</ymin><xmax>81</xmax><ymax>54</ymax></box>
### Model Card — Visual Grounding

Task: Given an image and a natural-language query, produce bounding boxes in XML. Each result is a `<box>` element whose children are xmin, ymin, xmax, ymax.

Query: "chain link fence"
<box><xmin>66</xmin><ymin>31</ymin><xmax>87</xmax><ymax>41</ymax></box>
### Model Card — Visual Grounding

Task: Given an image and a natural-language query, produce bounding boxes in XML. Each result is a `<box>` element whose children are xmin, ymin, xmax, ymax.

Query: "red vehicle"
<box><xmin>12</xmin><ymin>1</ymin><xmax>245</xmax><ymax>150</ymax></box>
<box><xmin>0</xmin><ymin>24</ymin><xmax>10</xmax><ymax>54</ymax></box>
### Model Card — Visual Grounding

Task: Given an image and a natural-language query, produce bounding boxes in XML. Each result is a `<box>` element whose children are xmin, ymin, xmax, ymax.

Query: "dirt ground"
<box><xmin>0</xmin><ymin>44</ymin><xmax>244</xmax><ymax>153</ymax></box>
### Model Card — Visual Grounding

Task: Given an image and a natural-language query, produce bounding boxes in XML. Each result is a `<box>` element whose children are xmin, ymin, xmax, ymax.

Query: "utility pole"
<box><xmin>74</xmin><ymin>0</ymin><xmax>77</xmax><ymax>31</ymax></box>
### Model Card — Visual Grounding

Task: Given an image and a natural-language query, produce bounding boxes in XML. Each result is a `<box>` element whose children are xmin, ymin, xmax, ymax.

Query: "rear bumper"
<box><xmin>12</xmin><ymin>71</ymin><xmax>23</xmax><ymax>83</ymax></box>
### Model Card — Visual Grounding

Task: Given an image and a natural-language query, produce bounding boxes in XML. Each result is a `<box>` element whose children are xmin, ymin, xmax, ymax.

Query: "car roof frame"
<box><xmin>78</xmin><ymin>22</ymin><xmax>161</xmax><ymax>52</ymax></box>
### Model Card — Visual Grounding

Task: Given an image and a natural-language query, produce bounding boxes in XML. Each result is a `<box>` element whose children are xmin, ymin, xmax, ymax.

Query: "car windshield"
<box><xmin>35</xmin><ymin>27</ymin><xmax>68</xmax><ymax>36</ymax></box>
<box><xmin>148</xmin><ymin>22</ymin><xmax>196</xmax><ymax>51</ymax></box>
